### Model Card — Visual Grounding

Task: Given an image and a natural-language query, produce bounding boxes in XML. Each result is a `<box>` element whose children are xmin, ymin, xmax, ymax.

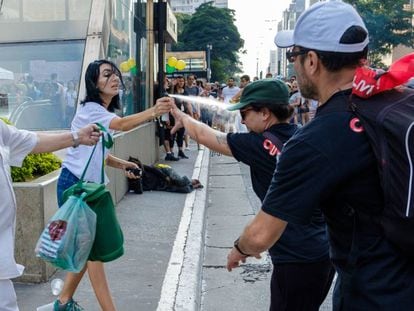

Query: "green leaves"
<box><xmin>346</xmin><ymin>0</ymin><xmax>414</xmax><ymax>67</ymax></box>
<box><xmin>172</xmin><ymin>2</ymin><xmax>244</xmax><ymax>81</ymax></box>
<box><xmin>11</xmin><ymin>153</ymin><xmax>62</xmax><ymax>182</ymax></box>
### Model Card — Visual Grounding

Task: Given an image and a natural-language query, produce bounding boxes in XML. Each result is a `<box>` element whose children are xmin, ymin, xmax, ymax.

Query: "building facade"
<box><xmin>0</xmin><ymin>0</ymin><xmax>176</xmax><ymax>131</ymax></box>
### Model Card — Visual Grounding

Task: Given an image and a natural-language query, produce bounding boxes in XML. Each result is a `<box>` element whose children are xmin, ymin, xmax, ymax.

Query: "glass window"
<box><xmin>0</xmin><ymin>0</ymin><xmax>92</xmax><ymax>42</ymax></box>
<box><xmin>22</xmin><ymin>0</ymin><xmax>66</xmax><ymax>21</ymax></box>
<box><xmin>107</xmin><ymin>0</ymin><xmax>148</xmax><ymax>115</ymax></box>
<box><xmin>0</xmin><ymin>0</ymin><xmax>91</xmax><ymax>22</ymax></box>
<box><xmin>0</xmin><ymin>40</ymin><xmax>85</xmax><ymax>130</ymax></box>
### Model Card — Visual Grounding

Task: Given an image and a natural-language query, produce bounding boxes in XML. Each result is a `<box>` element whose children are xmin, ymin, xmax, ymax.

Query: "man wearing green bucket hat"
<box><xmin>171</xmin><ymin>78</ymin><xmax>333</xmax><ymax>310</ymax></box>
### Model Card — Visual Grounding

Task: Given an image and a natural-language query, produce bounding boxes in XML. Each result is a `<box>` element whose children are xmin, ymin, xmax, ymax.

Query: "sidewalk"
<box><xmin>200</xmin><ymin>154</ymin><xmax>271</xmax><ymax>310</ymax></box>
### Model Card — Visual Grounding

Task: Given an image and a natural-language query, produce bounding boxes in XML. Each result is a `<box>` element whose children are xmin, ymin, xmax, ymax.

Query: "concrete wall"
<box><xmin>14</xmin><ymin>122</ymin><xmax>159</xmax><ymax>283</ymax></box>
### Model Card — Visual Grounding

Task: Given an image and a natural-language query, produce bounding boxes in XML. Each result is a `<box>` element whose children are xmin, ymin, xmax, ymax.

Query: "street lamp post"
<box><xmin>206</xmin><ymin>44</ymin><xmax>212</xmax><ymax>82</ymax></box>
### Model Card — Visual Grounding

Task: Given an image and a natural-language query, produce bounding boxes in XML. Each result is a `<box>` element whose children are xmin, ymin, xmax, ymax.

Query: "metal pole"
<box><xmin>157</xmin><ymin>1</ymin><xmax>165</xmax><ymax>99</ymax></box>
<box><xmin>206</xmin><ymin>44</ymin><xmax>212</xmax><ymax>82</ymax></box>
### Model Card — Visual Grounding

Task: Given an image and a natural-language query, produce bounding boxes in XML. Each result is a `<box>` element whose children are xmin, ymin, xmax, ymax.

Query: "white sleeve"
<box><xmin>0</xmin><ymin>121</ymin><xmax>38</xmax><ymax>167</ymax></box>
<box><xmin>73</xmin><ymin>103</ymin><xmax>118</xmax><ymax>133</ymax></box>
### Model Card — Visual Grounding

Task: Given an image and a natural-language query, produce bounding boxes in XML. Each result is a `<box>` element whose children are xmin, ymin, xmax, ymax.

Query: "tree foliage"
<box><xmin>346</xmin><ymin>0</ymin><xmax>414</xmax><ymax>67</ymax></box>
<box><xmin>171</xmin><ymin>2</ymin><xmax>244</xmax><ymax>81</ymax></box>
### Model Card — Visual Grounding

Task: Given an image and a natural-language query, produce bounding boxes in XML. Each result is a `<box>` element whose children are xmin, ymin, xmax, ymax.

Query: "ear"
<box><xmin>307</xmin><ymin>51</ymin><xmax>320</xmax><ymax>75</ymax></box>
<box><xmin>262</xmin><ymin>107</ymin><xmax>272</xmax><ymax>120</ymax></box>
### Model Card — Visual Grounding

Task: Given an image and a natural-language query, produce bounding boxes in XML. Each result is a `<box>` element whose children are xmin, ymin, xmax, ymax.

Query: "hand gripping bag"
<box><xmin>35</xmin><ymin>193</ymin><xmax>96</xmax><ymax>272</ymax></box>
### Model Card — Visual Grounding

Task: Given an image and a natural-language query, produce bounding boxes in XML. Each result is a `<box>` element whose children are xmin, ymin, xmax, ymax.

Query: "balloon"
<box><xmin>127</xmin><ymin>58</ymin><xmax>136</xmax><ymax>68</ymax></box>
<box><xmin>166</xmin><ymin>64</ymin><xmax>175</xmax><ymax>74</ymax></box>
<box><xmin>130</xmin><ymin>66</ymin><xmax>137</xmax><ymax>75</ymax></box>
<box><xmin>120</xmin><ymin>61</ymin><xmax>130</xmax><ymax>73</ymax></box>
<box><xmin>175</xmin><ymin>59</ymin><xmax>186</xmax><ymax>71</ymax></box>
<box><xmin>167</xmin><ymin>56</ymin><xmax>178</xmax><ymax>67</ymax></box>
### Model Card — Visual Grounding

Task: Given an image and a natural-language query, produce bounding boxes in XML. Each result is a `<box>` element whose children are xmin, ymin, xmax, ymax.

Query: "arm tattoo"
<box><xmin>215</xmin><ymin>134</ymin><xmax>228</xmax><ymax>146</ymax></box>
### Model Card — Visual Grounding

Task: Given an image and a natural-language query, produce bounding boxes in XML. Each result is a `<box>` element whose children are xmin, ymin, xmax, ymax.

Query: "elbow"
<box><xmin>244</xmin><ymin>219</ymin><xmax>286</xmax><ymax>253</ymax></box>
<box><xmin>248</xmin><ymin>233</ymin><xmax>272</xmax><ymax>254</ymax></box>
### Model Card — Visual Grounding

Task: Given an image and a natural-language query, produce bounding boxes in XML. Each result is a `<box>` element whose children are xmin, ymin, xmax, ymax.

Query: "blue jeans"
<box><xmin>57</xmin><ymin>167</ymin><xmax>79</xmax><ymax>207</ymax></box>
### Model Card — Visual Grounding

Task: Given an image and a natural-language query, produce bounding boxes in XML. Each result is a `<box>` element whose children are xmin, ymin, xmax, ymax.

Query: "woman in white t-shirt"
<box><xmin>54</xmin><ymin>59</ymin><xmax>173</xmax><ymax>311</ymax></box>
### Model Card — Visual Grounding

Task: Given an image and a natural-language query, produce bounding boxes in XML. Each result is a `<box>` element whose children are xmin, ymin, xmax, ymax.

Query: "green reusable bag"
<box><xmin>62</xmin><ymin>123</ymin><xmax>124</xmax><ymax>262</ymax></box>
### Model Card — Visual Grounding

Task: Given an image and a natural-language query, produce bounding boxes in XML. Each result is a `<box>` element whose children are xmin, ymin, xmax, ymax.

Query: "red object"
<box><xmin>48</xmin><ymin>220</ymin><xmax>67</xmax><ymax>241</ymax></box>
<box><xmin>353</xmin><ymin>53</ymin><xmax>414</xmax><ymax>98</ymax></box>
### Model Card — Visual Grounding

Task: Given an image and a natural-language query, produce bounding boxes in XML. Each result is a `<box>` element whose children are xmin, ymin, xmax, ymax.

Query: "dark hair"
<box><xmin>240</xmin><ymin>74</ymin><xmax>250</xmax><ymax>82</ymax></box>
<box><xmin>81</xmin><ymin>59</ymin><xmax>124</xmax><ymax>112</ymax></box>
<box><xmin>249</xmin><ymin>102</ymin><xmax>294</xmax><ymax>122</ymax></box>
<box><xmin>300</xmin><ymin>26</ymin><xmax>368</xmax><ymax>72</ymax></box>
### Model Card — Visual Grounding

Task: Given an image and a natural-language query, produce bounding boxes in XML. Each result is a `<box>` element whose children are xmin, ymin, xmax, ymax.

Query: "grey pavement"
<box><xmin>14</xmin><ymin>140</ymin><xmax>333</xmax><ymax>311</ymax></box>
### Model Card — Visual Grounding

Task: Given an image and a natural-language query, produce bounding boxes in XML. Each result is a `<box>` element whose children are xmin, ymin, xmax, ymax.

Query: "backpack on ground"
<box><xmin>351</xmin><ymin>88</ymin><xmax>414</xmax><ymax>258</ymax></box>
<box><xmin>128</xmin><ymin>156</ymin><xmax>201</xmax><ymax>193</ymax></box>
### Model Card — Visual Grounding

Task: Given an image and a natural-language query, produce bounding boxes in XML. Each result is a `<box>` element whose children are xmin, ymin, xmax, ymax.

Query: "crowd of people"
<box><xmin>158</xmin><ymin>72</ymin><xmax>316</xmax><ymax>162</ymax></box>
<box><xmin>0</xmin><ymin>73</ymin><xmax>79</xmax><ymax>126</ymax></box>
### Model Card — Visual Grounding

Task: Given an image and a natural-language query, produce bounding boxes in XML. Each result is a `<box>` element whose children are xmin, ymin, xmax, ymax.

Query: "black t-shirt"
<box><xmin>227</xmin><ymin>123</ymin><xmax>329</xmax><ymax>264</ymax></box>
<box><xmin>262</xmin><ymin>90</ymin><xmax>414</xmax><ymax>309</ymax></box>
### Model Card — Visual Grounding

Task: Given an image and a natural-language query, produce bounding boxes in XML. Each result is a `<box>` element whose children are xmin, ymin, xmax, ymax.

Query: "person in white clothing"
<box><xmin>0</xmin><ymin>120</ymin><xmax>100</xmax><ymax>311</ymax></box>
<box><xmin>220</xmin><ymin>77</ymin><xmax>240</xmax><ymax>104</ymax></box>
<box><xmin>53</xmin><ymin>59</ymin><xmax>174</xmax><ymax>311</ymax></box>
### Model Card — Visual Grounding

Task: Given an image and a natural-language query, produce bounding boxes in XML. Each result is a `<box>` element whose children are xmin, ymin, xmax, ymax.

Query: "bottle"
<box><xmin>161</xmin><ymin>112</ymin><xmax>169</xmax><ymax>122</ymax></box>
<box><xmin>51</xmin><ymin>278</ymin><xmax>64</xmax><ymax>296</ymax></box>
<box><xmin>161</xmin><ymin>91</ymin><xmax>170</xmax><ymax>122</ymax></box>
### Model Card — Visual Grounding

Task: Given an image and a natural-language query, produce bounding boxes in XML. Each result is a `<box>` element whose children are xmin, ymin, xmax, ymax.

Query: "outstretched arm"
<box><xmin>170</xmin><ymin>105</ymin><xmax>233</xmax><ymax>156</ymax></box>
<box><xmin>31</xmin><ymin>124</ymin><xmax>101</xmax><ymax>154</ymax></box>
<box><xmin>110</xmin><ymin>97</ymin><xmax>174</xmax><ymax>131</ymax></box>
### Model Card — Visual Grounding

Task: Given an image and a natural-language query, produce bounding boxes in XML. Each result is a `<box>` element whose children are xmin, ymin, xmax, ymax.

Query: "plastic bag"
<box><xmin>35</xmin><ymin>194</ymin><xmax>97</xmax><ymax>272</ymax></box>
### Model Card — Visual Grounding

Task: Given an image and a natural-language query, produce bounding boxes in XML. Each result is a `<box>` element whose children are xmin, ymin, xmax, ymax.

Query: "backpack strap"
<box><xmin>262</xmin><ymin>131</ymin><xmax>284</xmax><ymax>152</ymax></box>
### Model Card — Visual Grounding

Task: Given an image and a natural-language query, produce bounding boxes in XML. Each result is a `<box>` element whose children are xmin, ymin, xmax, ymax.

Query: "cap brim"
<box><xmin>226</xmin><ymin>101</ymin><xmax>247</xmax><ymax>111</ymax></box>
<box><xmin>274</xmin><ymin>30</ymin><xmax>294</xmax><ymax>48</ymax></box>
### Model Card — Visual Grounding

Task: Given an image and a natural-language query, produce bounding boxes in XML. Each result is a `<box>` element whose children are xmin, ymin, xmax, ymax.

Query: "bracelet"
<box><xmin>233</xmin><ymin>237</ymin><xmax>251</xmax><ymax>257</ymax></box>
<box><xmin>71</xmin><ymin>131</ymin><xmax>80</xmax><ymax>148</ymax></box>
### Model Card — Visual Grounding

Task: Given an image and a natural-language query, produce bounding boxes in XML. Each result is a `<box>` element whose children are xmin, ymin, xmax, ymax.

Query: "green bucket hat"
<box><xmin>227</xmin><ymin>78</ymin><xmax>290</xmax><ymax>111</ymax></box>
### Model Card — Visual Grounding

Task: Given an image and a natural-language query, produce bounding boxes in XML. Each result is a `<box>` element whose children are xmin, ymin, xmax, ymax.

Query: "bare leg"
<box><xmin>163</xmin><ymin>140</ymin><xmax>171</xmax><ymax>153</ymax></box>
<box><xmin>58</xmin><ymin>266</ymin><xmax>87</xmax><ymax>303</ymax></box>
<box><xmin>87</xmin><ymin>261</ymin><xmax>117</xmax><ymax>311</ymax></box>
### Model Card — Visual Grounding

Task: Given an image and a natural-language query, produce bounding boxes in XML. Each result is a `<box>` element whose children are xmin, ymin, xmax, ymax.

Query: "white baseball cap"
<box><xmin>274</xmin><ymin>0</ymin><xmax>369</xmax><ymax>53</ymax></box>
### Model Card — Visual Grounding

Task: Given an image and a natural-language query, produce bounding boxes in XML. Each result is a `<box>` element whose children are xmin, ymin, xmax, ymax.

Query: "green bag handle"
<box><xmin>78</xmin><ymin>122</ymin><xmax>113</xmax><ymax>185</ymax></box>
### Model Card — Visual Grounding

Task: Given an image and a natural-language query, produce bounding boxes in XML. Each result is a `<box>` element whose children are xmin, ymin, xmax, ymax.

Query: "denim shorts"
<box><xmin>57</xmin><ymin>167</ymin><xmax>79</xmax><ymax>207</ymax></box>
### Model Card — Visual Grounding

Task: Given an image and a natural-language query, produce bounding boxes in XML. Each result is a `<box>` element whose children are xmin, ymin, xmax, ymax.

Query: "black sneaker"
<box><xmin>165</xmin><ymin>153</ymin><xmax>179</xmax><ymax>161</ymax></box>
<box><xmin>178</xmin><ymin>150</ymin><xmax>189</xmax><ymax>159</ymax></box>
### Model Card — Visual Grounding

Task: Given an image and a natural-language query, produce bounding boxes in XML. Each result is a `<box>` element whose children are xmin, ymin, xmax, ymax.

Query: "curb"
<box><xmin>157</xmin><ymin>146</ymin><xmax>210</xmax><ymax>311</ymax></box>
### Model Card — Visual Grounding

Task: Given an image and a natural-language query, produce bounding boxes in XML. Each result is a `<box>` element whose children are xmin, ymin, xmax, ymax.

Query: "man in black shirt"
<box><xmin>171</xmin><ymin>79</ymin><xmax>333</xmax><ymax>310</ymax></box>
<box><xmin>227</xmin><ymin>1</ymin><xmax>414</xmax><ymax>310</ymax></box>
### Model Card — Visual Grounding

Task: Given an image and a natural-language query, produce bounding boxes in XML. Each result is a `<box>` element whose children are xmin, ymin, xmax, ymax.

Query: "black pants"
<box><xmin>270</xmin><ymin>259</ymin><xmax>335</xmax><ymax>311</ymax></box>
<box><xmin>163</xmin><ymin>127</ymin><xmax>185</xmax><ymax>149</ymax></box>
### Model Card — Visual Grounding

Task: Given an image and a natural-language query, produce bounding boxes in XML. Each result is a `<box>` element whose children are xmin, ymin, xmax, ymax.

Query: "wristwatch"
<box><xmin>233</xmin><ymin>237</ymin><xmax>251</xmax><ymax>257</ymax></box>
<box><xmin>71</xmin><ymin>131</ymin><xmax>80</xmax><ymax>148</ymax></box>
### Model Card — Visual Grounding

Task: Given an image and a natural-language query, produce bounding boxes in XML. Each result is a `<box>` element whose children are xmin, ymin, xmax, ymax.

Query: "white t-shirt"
<box><xmin>62</xmin><ymin>102</ymin><xmax>117</xmax><ymax>184</ymax></box>
<box><xmin>0</xmin><ymin>121</ymin><xmax>37</xmax><ymax>279</ymax></box>
<box><xmin>222</xmin><ymin>86</ymin><xmax>240</xmax><ymax>104</ymax></box>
